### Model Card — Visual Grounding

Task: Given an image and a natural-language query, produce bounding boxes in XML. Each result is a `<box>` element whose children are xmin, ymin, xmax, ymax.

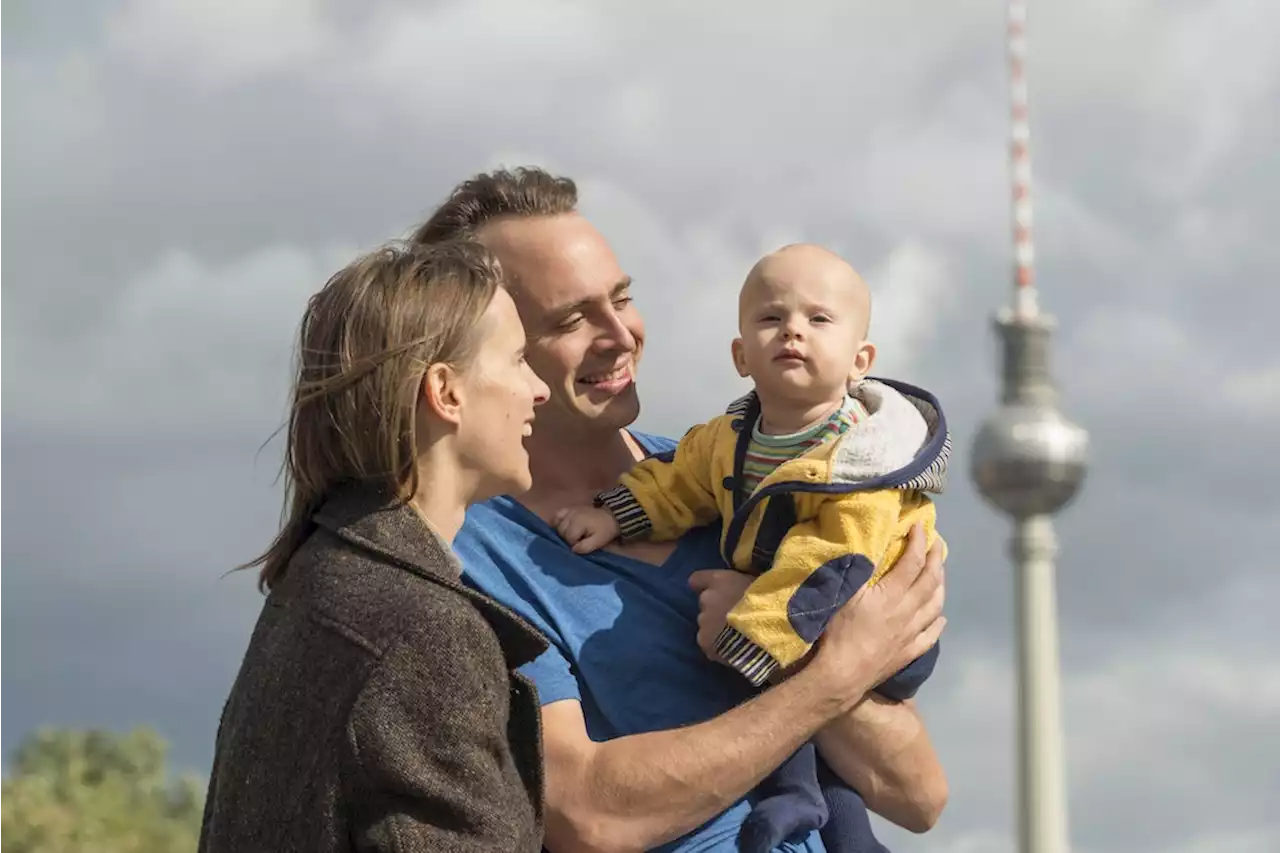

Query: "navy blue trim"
<box><xmin>720</xmin><ymin>378</ymin><xmax>948</xmax><ymax>567</ymax></box>
<box><xmin>729</xmin><ymin>394</ymin><xmax>760</xmax><ymax>514</ymax></box>
<box><xmin>751</xmin><ymin>493</ymin><xmax>797</xmax><ymax>573</ymax></box>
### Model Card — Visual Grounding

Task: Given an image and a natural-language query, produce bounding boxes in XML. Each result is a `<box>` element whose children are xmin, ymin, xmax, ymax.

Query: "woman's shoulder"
<box><xmin>291</xmin><ymin>527</ymin><xmax>504</xmax><ymax>659</ymax></box>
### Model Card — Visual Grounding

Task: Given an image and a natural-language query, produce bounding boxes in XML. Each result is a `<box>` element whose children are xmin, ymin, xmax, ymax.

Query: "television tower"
<box><xmin>970</xmin><ymin>2</ymin><xmax>1089</xmax><ymax>852</ymax></box>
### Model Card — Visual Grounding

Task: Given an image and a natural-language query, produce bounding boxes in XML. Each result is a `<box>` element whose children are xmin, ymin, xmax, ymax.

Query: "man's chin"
<box><xmin>585</xmin><ymin>386</ymin><xmax>641</xmax><ymax>431</ymax></box>
<box><xmin>601</xmin><ymin>393</ymin><xmax>641</xmax><ymax>430</ymax></box>
<box><xmin>529</xmin><ymin>394</ymin><xmax>640</xmax><ymax>443</ymax></box>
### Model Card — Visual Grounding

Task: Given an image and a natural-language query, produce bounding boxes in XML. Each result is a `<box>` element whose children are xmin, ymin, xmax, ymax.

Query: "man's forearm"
<box><xmin>563</xmin><ymin>659</ymin><xmax>873</xmax><ymax>852</ymax></box>
<box><xmin>814</xmin><ymin>695</ymin><xmax>948</xmax><ymax>833</ymax></box>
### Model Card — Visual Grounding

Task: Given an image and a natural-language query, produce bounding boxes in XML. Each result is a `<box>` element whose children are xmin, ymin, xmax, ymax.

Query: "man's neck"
<box><xmin>756</xmin><ymin>393</ymin><xmax>846</xmax><ymax>436</ymax></box>
<box><xmin>520</xmin><ymin>426</ymin><xmax>645</xmax><ymax>518</ymax></box>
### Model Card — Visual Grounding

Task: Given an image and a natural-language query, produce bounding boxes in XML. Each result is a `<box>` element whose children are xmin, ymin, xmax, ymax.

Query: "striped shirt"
<box><xmin>740</xmin><ymin>395</ymin><xmax>868</xmax><ymax>495</ymax></box>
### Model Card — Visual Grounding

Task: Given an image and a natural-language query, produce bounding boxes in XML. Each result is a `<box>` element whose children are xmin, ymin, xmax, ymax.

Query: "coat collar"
<box><xmin>312</xmin><ymin>481</ymin><xmax>548</xmax><ymax>669</ymax></box>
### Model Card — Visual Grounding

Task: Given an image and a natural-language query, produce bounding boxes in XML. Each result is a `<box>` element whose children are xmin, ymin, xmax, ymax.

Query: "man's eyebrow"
<box><xmin>544</xmin><ymin>277</ymin><xmax>633</xmax><ymax>324</ymax></box>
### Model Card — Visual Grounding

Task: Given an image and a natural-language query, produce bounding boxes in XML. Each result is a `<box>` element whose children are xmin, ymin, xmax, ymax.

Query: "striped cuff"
<box><xmin>594</xmin><ymin>485</ymin><xmax>653</xmax><ymax>541</ymax></box>
<box><xmin>713</xmin><ymin>625</ymin><xmax>779</xmax><ymax>687</ymax></box>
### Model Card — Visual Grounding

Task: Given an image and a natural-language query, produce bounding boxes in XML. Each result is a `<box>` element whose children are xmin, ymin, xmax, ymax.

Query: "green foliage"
<box><xmin>1</xmin><ymin>727</ymin><xmax>204</xmax><ymax>853</ymax></box>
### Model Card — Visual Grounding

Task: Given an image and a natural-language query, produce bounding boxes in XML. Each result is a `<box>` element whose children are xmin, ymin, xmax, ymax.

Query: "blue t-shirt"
<box><xmin>454</xmin><ymin>432</ymin><xmax>826</xmax><ymax>853</ymax></box>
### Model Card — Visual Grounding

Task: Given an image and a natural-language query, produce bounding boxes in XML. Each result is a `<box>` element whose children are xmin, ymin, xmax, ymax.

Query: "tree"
<box><xmin>2</xmin><ymin>726</ymin><xmax>205</xmax><ymax>853</ymax></box>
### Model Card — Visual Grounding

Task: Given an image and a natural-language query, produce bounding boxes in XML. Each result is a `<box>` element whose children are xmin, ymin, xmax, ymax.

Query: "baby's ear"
<box><xmin>853</xmin><ymin>340</ymin><xmax>877</xmax><ymax>379</ymax></box>
<box><xmin>730</xmin><ymin>338</ymin><xmax>750</xmax><ymax>378</ymax></box>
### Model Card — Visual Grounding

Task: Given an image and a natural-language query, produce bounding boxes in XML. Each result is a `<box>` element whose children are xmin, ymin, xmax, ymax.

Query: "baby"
<box><xmin>555</xmin><ymin>243</ymin><xmax>950</xmax><ymax>853</ymax></box>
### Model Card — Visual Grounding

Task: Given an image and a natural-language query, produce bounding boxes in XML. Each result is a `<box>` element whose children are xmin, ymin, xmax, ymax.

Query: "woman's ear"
<box><xmin>421</xmin><ymin>362</ymin><xmax>465</xmax><ymax>426</ymax></box>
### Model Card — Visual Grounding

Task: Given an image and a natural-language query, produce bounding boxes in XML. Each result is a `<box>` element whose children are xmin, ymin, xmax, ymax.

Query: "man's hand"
<box><xmin>815</xmin><ymin>523</ymin><xmax>946</xmax><ymax>699</ymax></box>
<box><xmin>688</xmin><ymin>569</ymin><xmax>754</xmax><ymax>664</ymax></box>
<box><xmin>553</xmin><ymin>506</ymin><xmax>622</xmax><ymax>554</ymax></box>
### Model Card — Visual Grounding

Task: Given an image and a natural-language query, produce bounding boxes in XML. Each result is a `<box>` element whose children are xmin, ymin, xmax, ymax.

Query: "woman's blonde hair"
<box><xmin>245</xmin><ymin>240</ymin><xmax>504</xmax><ymax>592</ymax></box>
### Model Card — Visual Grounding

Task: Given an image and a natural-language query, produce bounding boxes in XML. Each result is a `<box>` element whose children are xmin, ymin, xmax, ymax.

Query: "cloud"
<box><xmin>106</xmin><ymin>0</ymin><xmax>336</xmax><ymax>88</ymax></box>
<box><xmin>1142</xmin><ymin>0</ymin><xmax>1280</xmax><ymax>195</ymax></box>
<box><xmin>357</xmin><ymin>0</ymin><xmax>609</xmax><ymax>99</ymax></box>
<box><xmin>865</xmin><ymin>242</ymin><xmax>955</xmax><ymax>377</ymax></box>
<box><xmin>6</xmin><ymin>243</ymin><xmax>357</xmax><ymax>433</ymax></box>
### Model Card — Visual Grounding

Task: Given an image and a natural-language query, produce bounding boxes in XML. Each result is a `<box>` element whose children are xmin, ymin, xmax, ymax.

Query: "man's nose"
<box><xmin>595</xmin><ymin>309</ymin><xmax>637</xmax><ymax>352</ymax></box>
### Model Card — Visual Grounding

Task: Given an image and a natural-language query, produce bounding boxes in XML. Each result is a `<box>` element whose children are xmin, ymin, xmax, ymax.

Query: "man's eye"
<box><xmin>613</xmin><ymin>296</ymin><xmax>633</xmax><ymax>308</ymax></box>
<box><xmin>558</xmin><ymin>315</ymin><xmax>584</xmax><ymax>331</ymax></box>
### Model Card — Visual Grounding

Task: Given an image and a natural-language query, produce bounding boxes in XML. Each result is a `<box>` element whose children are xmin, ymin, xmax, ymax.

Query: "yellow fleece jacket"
<box><xmin>597</xmin><ymin>378</ymin><xmax>950</xmax><ymax>687</ymax></box>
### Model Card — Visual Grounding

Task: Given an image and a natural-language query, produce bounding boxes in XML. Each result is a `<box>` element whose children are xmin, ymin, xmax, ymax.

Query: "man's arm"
<box><xmin>689</xmin><ymin>531</ymin><xmax>949</xmax><ymax>834</ymax></box>
<box><xmin>814</xmin><ymin>695</ymin><xmax>948</xmax><ymax>833</ymax></box>
<box><xmin>541</xmin><ymin>671</ymin><xmax>853</xmax><ymax>853</ymax></box>
<box><xmin>540</xmin><ymin>525</ymin><xmax>945</xmax><ymax>853</ymax></box>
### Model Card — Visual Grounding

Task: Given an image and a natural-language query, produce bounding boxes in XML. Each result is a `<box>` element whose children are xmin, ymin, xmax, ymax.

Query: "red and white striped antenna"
<box><xmin>1008</xmin><ymin>0</ymin><xmax>1038</xmax><ymax>319</ymax></box>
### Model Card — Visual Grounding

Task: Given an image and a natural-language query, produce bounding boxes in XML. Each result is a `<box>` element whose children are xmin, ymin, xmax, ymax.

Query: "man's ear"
<box><xmin>852</xmin><ymin>341</ymin><xmax>877</xmax><ymax>381</ymax></box>
<box><xmin>731</xmin><ymin>338</ymin><xmax>751</xmax><ymax>378</ymax></box>
<box><xmin>422</xmin><ymin>362</ymin><xmax>465</xmax><ymax>426</ymax></box>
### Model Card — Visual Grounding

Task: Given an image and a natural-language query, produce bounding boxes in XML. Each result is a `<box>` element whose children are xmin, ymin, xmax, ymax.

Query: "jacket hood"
<box><xmin>725</xmin><ymin>377</ymin><xmax>951</xmax><ymax>495</ymax></box>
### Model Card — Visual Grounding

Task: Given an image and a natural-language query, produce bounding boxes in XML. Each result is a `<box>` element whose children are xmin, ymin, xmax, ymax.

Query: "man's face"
<box><xmin>479</xmin><ymin>213</ymin><xmax>645</xmax><ymax>440</ymax></box>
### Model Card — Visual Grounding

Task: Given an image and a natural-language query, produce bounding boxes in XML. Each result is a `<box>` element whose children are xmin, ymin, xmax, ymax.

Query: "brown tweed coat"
<box><xmin>198</xmin><ymin>483</ymin><xmax>548</xmax><ymax>852</ymax></box>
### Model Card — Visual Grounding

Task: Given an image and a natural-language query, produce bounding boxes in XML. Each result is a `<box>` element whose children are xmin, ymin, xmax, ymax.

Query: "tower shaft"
<box><xmin>1012</xmin><ymin>515</ymin><xmax>1070</xmax><ymax>853</ymax></box>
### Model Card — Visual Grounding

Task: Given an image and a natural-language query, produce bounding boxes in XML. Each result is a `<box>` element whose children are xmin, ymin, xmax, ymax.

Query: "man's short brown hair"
<box><xmin>411</xmin><ymin>166</ymin><xmax>579</xmax><ymax>246</ymax></box>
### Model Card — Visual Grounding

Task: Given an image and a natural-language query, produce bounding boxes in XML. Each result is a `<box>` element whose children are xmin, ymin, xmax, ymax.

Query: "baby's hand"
<box><xmin>553</xmin><ymin>506</ymin><xmax>621</xmax><ymax>554</ymax></box>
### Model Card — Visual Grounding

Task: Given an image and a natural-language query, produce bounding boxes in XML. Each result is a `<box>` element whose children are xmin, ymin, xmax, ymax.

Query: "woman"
<box><xmin>199</xmin><ymin>240</ymin><xmax>551</xmax><ymax>852</ymax></box>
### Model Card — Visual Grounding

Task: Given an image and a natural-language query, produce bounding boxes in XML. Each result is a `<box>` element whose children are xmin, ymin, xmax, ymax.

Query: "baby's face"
<box><xmin>734</xmin><ymin>261</ymin><xmax>872</xmax><ymax>407</ymax></box>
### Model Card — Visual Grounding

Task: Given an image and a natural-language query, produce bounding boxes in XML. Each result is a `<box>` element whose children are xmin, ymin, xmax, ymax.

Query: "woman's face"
<box><xmin>456</xmin><ymin>288</ymin><xmax>550</xmax><ymax>500</ymax></box>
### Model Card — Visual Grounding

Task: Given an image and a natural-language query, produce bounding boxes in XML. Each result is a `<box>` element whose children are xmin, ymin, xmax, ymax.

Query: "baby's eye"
<box><xmin>759</xmin><ymin>314</ymin><xmax>781</xmax><ymax>323</ymax></box>
<box><xmin>812</xmin><ymin>314</ymin><xmax>833</xmax><ymax>324</ymax></box>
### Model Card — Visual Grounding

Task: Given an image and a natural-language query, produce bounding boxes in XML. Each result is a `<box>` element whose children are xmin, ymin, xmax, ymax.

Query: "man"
<box><xmin>411</xmin><ymin>167</ymin><xmax>948</xmax><ymax>853</ymax></box>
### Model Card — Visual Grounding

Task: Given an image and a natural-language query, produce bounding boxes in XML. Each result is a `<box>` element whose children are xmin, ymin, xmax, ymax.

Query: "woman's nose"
<box><xmin>525</xmin><ymin>364</ymin><xmax>550</xmax><ymax>405</ymax></box>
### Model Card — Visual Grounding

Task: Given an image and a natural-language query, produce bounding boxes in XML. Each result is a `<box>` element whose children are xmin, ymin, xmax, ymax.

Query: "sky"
<box><xmin>3</xmin><ymin>1</ymin><xmax>1278</xmax><ymax>851</ymax></box>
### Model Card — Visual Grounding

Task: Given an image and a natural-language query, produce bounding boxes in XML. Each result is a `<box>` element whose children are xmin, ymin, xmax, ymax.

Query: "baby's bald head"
<box><xmin>732</xmin><ymin>243</ymin><xmax>878</xmax><ymax>403</ymax></box>
<box><xmin>739</xmin><ymin>243</ymin><xmax>872</xmax><ymax>339</ymax></box>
